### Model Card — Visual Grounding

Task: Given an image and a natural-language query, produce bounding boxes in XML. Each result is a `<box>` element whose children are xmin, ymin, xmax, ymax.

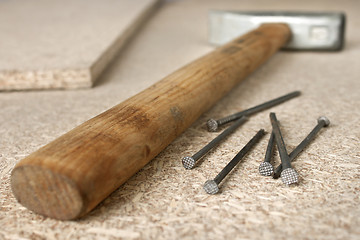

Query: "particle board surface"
<box><xmin>0</xmin><ymin>0</ymin><xmax>360</xmax><ymax>239</ymax></box>
<box><xmin>0</xmin><ymin>0</ymin><xmax>160</xmax><ymax>90</ymax></box>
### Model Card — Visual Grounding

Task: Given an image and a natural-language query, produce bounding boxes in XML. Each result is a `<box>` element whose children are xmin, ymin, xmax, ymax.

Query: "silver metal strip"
<box><xmin>208</xmin><ymin>11</ymin><xmax>346</xmax><ymax>50</ymax></box>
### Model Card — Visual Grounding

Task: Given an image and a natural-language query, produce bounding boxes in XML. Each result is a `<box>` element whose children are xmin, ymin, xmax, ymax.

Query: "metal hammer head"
<box><xmin>209</xmin><ymin>11</ymin><xmax>346</xmax><ymax>50</ymax></box>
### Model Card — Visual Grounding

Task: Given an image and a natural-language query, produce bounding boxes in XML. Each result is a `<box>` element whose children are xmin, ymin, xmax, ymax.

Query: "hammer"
<box><xmin>11</xmin><ymin>11</ymin><xmax>345</xmax><ymax>220</ymax></box>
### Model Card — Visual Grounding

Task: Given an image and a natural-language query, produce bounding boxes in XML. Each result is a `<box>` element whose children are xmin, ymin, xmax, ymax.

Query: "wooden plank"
<box><xmin>0</xmin><ymin>0</ymin><xmax>160</xmax><ymax>91</ymax></box>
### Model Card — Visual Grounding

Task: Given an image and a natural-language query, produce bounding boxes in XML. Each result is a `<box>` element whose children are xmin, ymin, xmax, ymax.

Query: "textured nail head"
<box><xmin>203</xmin><ymin>180</ymin><xmax>219</xmax><ymax>194</ymax></box>
<box><xmin>182</xmin><ymin>156</ymin><xmax>196</xmax><ymax>170</ymax></box>
<box><xmin>207</xmin><ymin>119</ymin><xmax>219</xmax><ymax>132</ymax></box>
<box><xmin>259</xmin><ymin>162</ymin><xmax>274</xmax><ymax>176</ymax></box>
<box><xmin>281</xmin><ymin>168</ymin><xmax>299</xmax><ymax>185</ymax></box>
<box><xmin>318</xmin><ymin>116</ymin><xmax>330</xmax><ymax>127</ymax></box>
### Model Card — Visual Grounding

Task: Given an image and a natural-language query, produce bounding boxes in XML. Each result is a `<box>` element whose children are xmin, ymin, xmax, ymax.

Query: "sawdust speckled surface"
<box><xmin>1</xmin><ymin>0</ymin><xmax>359</xmax><ymax>239</ymax></box>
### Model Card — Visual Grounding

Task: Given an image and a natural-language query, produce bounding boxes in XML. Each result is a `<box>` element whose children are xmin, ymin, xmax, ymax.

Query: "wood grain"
<box><xmin>11</xmin><ymin>24</ymin><xmax>291</xmax><ymax>220</ymax></box>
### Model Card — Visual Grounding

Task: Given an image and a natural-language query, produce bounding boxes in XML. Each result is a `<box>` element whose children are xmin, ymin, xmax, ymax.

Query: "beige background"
<box><xmin>0</xmin><ymin>0</ymin><xmax>160</xmax><ymax>90</ymax></box>
<box><xmin>1</xmin><ymin>0</ymin><xmax>359</xmax><ymax>239</ymax></box>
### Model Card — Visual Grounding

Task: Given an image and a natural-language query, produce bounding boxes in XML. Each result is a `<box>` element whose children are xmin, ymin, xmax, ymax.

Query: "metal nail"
<box><xmin>207</xmin><ymin>91</ymin><xmax>301</xmax><ymax>132</ymax></box>
<box><xmin>259</xmin><ymin>131</ymin><xmax>275</xmax><ymax>176</ymax></box>
<box><xmin>269</xmin><ymin>112</ymin><xmax>299</xmax><ymax>185</ymax></box>
<box><xmin>203</xmin><ymin>129</ymin><xmax>266</xmax><ymax>194</ymax></box>
<box><xmin>182</xmin><ymin>116</ymin><xmax>247</xmax><ymax>170</ymax></box>
<box><xmin>273</xmin><ymin>116</ymin><xmax>330</xmax><ymax>179</ymax></box>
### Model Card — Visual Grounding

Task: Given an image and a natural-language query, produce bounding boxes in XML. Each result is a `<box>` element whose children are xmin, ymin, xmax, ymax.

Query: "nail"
<box><xmin>182</xmin><ymin>116</ymin><xmax>247</xmax><ymax>170</ymax></box>
<box><xmin>259</xmin><ymin>131</ymin><xmax>275</xmax><ymax>176</ymax></box>
<box><xmin>269</xmin><ymin>112</ymin><xmax>299</xmax><ymax>185</ymax></box>
<box><xmin>207</xmin><ymin>91</ymin><xmax>301</xmax><ymax>132</ymax></box>
<box><xmin>203</xmin><ymin>129</ymin><xmax>265</xmax><ymax>194</ymax></box>
<box><xmin>273</xmin><ymin>116</ymin><xmax>330</xmax><ymax>179</ymax></box>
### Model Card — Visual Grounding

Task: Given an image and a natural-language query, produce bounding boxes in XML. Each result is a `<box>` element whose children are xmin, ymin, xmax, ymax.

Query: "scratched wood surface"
<box><xmin>0</xmin><ymin>0</ymin><xmax>160</xmax><ymax>90</ymax></box>
<box><xmin>1</xmin><ymin>0</ymin><xmax>359</xmax><ymax>239</ymax></box>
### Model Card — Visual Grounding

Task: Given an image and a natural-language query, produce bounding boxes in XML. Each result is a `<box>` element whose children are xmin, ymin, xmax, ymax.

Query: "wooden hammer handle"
<box><xmin>11</xmin><ymin>24</ymin><xmax>291</xmax><ymax>220</ymax></box>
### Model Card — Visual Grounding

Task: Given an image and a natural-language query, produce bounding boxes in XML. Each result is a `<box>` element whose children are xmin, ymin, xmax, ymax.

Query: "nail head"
<box><xmin>259</xmin><ymin>162</ymin><xmax>274</xmax><ymax>176</ymax></box>
<box><xmin>317</xmin><ymin>116</ymin><xmax>330</xmax><ymax>127</ymax></box>
<box><xmin>207</xmin><ymin>119</ymin><xmax>218</xmax><ymax>132</ymax></box>
<box><xmin>203</xmin><ymin>180</ymin><xmax>219</xmax><ymax>194</ymax></box>
<box><xmin>280</xmin><ymin>168</ymin><xmax>299</xmax><ymax>185</ymax></box>
<box><xmin>182</xmin><ymin>156</ymin><xmax>196</xmax><ymax>170</ymax></box>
